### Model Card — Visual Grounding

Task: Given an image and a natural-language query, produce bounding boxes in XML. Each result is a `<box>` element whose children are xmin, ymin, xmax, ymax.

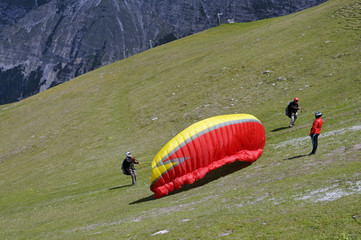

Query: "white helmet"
<box><xmin>126</xmin><ymin>152</ymin><xmax>132</xmax><ymax>157</ymax></box>
<box><xmin>315</xmin><ymin>111</ymin><xmax>322</xmax><ymax>118</ymax></box>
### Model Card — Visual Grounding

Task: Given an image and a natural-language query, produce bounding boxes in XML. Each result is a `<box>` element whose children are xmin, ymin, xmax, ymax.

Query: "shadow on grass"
<box><xmin>271</xmin><ymin>126</ymin><xmax>289</xmax><ymax>132</ymax></box>
<box><xmin>284</xmin><ymin>154</ymin><xmax>308</xmax><ymax>160</ymax></box>
<box><xmin>108</xmin><ymin>184</ymin><xmax>133</xmax><ymax>190</ymax></box>
<box><xmin>129</xmin><ymin>161</ymin><xmax>252</xmax><ymax>205</ymax></box>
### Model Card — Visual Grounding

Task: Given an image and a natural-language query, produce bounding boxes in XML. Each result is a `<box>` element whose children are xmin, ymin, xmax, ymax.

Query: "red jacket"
<box><xmin>310</xmin><ymin>117</ymin><xmax>323</xmax><ymax>135</ymax></box>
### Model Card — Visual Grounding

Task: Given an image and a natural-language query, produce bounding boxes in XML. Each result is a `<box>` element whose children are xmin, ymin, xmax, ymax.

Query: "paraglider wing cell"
<box><xmin>150</xmin><ymin>114</ymin><xmax>266</xmax><ymax>198</ymax></box>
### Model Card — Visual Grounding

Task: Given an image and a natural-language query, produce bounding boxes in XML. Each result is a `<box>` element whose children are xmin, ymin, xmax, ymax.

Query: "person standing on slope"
<box><xmin>286</xmin><ymin>97</ymin><xmax>301</xmax><ymax>127</ymax></box>
<box><xmin>122</xmin><ymin>152</ymin><xmax>139</xmax><ymax>185</ymax></box>
<box><xmin>309</xmin><ymin>112</ymin><xmax>323</xmax><ymax>155</ymax></box>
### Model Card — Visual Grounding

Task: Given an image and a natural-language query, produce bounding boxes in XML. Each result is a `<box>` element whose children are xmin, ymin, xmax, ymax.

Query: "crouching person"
<box><xmin>122</xmin><ymin>152</ymin><xmax>139</xmax><ymax>185</ymax></box>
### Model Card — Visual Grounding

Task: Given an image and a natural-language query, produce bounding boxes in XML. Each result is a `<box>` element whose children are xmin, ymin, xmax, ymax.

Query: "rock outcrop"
<box><xmin>0</xmin><ymin>0</ymin><xmax>327</xmax><ymax>104</ymax></box>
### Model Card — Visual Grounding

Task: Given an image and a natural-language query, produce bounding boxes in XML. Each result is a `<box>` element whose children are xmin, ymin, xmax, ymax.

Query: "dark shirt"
<box><xmin>288</xmin><ymin>101</ymin><xmax>299</xmax><ymax>114</ymax></box>
<box><xmin>122</xmin><ymin>156</ymin><xmax>135</xmax><ymax>170</ymax></box>
<box><xmin>122</xmin><ymin>156</ymin><xmax>139</xmax><ymax>175</ymax></box>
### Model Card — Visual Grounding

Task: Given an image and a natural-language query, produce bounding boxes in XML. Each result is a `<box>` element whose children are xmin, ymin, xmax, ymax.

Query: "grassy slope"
<box><xmin>1</xmin><ymin>0</ymin><xmax>360</xmax><ymax>239</ymax></box>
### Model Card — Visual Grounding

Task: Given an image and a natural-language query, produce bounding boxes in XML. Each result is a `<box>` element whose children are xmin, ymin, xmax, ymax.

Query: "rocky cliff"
<box><xmin>0</xmin><ymin>0</ymin><xmax>327</xmax><ymax>104</ymax></box>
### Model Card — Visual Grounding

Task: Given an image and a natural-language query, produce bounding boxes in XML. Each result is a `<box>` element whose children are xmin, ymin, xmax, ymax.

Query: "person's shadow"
<box><xmin>271</xmin><ymin>127</ymin><xmax>289</xmax><ymax>132</ymax></box>
<box><xmin>284</xmin><ymin>154</ymin><xmax>308</xmax><ymax>160</ymax></box>
<box><xmin>129</xmin><ymin>161</ymin><xmax>252</xmax><ymax>205</ymax></box>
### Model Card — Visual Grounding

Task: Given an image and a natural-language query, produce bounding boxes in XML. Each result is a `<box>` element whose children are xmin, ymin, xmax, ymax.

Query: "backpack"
<box><xmin>122</xmin><ymin>159</ymin><xmax>131</xmax><ymax>175</ymax></box>
<box><xmin>285</xmin><ymin>102</ymin><xmax>292</xmax><ymax>117</ymax></box>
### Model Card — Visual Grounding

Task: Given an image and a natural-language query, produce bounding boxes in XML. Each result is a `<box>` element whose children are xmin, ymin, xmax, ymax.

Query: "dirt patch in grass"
<box><xmin>294</xmin><ymin>180</ymin><xmax>361</xmax><ymax>202</ymax></box>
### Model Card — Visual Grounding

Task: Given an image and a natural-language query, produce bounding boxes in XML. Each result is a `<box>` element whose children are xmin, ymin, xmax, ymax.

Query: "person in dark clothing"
<box><xmin>309</xmin><ymin>112</ymin><xmax>323</xmax><ymax>155</ymax></box>
<box><xmin>122</xmin><ymin>152</ymin><xmax>139</xmax><ymax>185</ymax></box>
<box><xmin>287</xmin><ymin>97</ymin><xmax>301</xmax><ymax>127</ymax></box>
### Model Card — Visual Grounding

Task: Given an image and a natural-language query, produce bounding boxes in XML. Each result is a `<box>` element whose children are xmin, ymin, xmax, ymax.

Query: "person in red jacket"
<box><xmin>309</xmin><ymin>112</ymin><xmax>323</xmax><ymax>155</ymax></box>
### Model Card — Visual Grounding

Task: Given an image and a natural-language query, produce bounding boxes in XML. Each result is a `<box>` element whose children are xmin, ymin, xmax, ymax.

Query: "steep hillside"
<box><xmin>0</xmin><ymin>0</ymin><xmax>327</xmax><ymax>104</ymax></box>
<box><xmin>0</xmin><ymin>0</ymin><xmax>360</xmax><ymax>239</ymax></box>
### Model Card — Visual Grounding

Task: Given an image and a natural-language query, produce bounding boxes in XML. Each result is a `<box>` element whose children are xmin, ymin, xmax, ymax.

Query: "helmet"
<box><xmin>294</xmin><ymin>97</ymin><xmax>299</xmax><ymax>102</ymax></box>
<box><xmin>126</xmin><ymin>152</ymin><xmax>132</xmax><ymax>157</ymax></box>
<box><xmin>315</xmin><ymin>111</ymin><xmax>322</xmax><ymax>118</ymax></box>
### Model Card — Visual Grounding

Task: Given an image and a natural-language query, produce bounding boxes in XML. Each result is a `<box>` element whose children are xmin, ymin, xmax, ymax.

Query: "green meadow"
<box><xmin>0</xmin><ymin>0</ymin><xmax>360</xmax><ymax>239</ymax></box>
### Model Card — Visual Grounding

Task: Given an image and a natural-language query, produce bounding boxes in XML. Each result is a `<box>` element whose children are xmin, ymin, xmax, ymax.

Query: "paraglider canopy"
<box><xmin>150</xmin><ymin>114</ymin><xmax>266</xmax><ymax>198</ymax></box>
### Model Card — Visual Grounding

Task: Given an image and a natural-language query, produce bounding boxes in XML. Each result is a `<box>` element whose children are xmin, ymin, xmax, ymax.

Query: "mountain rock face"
<box><xmin>0</xmin><ymin>0</ymin><xmax>326</xmax><ymax>104</ymax></box>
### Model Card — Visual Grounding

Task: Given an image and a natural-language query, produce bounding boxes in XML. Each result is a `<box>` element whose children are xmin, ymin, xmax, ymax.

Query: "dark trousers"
<box><xmin>311</xmin><ymin>134</ymin><xmax>319</xmax><ymax>154</ymax></box>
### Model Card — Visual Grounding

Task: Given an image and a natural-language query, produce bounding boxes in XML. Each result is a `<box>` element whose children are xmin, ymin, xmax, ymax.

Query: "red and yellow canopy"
<box><xmin>150</xmin><ymin>114</ymin><xmax>265</xmax><ymax>198</ymax></box>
